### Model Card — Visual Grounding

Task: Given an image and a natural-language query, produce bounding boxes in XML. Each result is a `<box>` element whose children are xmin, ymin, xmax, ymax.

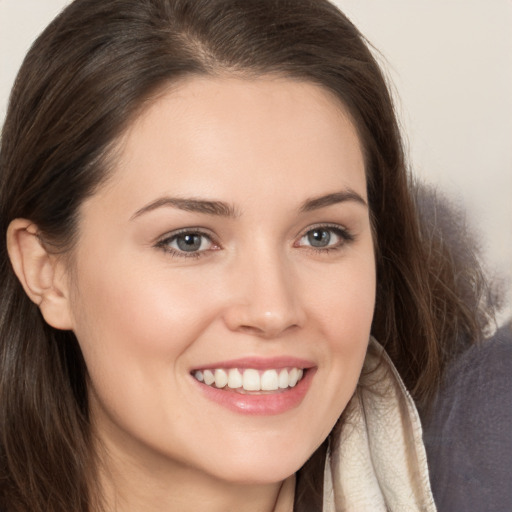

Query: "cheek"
<box><xmin>72</xmin><ymin>257</ymin><xmax>218</xmax><ymax>360</ymax></box>
<box><xmin>68</xmin><ymin>262</ymin><xmax>219</xmax><ymax>440</ymax></box>
<box><xmin>307</xmin><ymin>250</ymin><xmax>376</xmax><ymax>423</ymax></box>
<box><xmin>309</xmin><ymin>248</ymin><xmax>376</xmax><ymax>342</ymax></box>
<box><xmin>68</xmin><ymin>257</ymin><xmax>222</xmax><ymax>446</ymax></box>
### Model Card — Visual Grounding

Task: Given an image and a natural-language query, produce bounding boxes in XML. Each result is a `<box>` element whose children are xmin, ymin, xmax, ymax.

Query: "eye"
<box><xmin>297</xmin><ymin>225</ymin><xmax>353</xmax><ymax>250</ymax></box>
<box><xmin>155</xmin><ymin>229</ymin><xmax>218</xmax><ymax>257</ymax></box>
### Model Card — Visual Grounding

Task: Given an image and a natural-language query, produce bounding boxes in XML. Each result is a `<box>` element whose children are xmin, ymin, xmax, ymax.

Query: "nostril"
<box><xmin>238</xmin><ymin>324</ymin><xmax>262</xmax><ymax>335</ymax></box>
<box><xmin>237</xmin><ymin>321</ymin><xmax>300</xmax><ymax>338</ymax></box>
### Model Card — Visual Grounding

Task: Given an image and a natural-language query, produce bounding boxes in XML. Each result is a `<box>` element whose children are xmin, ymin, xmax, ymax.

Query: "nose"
<box><xmin>222</xmin><ymin>250</ymin><xmax>306</xmax><ymax>338</ymax></box>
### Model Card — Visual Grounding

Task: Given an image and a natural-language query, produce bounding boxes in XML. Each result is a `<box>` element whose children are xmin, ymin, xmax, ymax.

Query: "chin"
<box><xmin>205</xmin><ymin>443</ymin><xmax>316</xmax><ymax>485</ymax></box>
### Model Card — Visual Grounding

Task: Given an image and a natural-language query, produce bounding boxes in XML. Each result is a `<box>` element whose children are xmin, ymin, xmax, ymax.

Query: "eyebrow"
<box><xmin>299</xmin><ymin>190</ymin><xmax>367</xmax><ymax>212</ymax></box>
<box><xmin>131</xmin><ymin>189</ymin><xmax>366</xmax><ymax>221</ymax></box>
<box><xmin>130</xmin><ymin>196</ymin><xmax>239</xmax><ymax>220</ymax></box>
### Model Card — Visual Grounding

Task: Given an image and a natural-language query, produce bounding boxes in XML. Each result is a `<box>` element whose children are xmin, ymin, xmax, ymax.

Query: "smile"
<box><xmin>191</xmin><ymin>358</ymin><xmax>315</xmax><ymax>415</ymax></box>
<box><xmin>193</xmin><ymin>367</ymin><xmax>305</xmax><ymax>392</ymax></box>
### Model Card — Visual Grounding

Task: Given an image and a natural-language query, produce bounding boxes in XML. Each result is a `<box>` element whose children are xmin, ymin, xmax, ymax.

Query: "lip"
<box><xmin>191</xmin><ymin>357</ymin><xmax>316</xmax><ymax>416</ymax></box>
<box><xmin>191</xmin><ymin>356</ymin><xmax>315</xmax><ymax>371</ymax></box>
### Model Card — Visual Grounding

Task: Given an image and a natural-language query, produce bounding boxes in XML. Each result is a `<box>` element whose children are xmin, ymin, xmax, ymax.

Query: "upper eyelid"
<box><xmin>295</xmin><ymin>222</ymin><xmax>350</xmax><ymax>238</ymax></box>
<box><xmin>155</xmin><ymin>227</ymin><xmax>217</xmax><ymax>244</ymax></box>
<box><xmin>155</xmin><ymin>223</ymin><xmax>350</xmax><ymax>240</ymax></box>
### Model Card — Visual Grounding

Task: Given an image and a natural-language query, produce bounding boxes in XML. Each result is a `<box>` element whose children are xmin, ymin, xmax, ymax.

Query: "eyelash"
<box><xmin>155</xmin><ymin>228</ymin><xmax>218</xmax><ymax>259</ymax></box>
<box><xmin>295</xmin><ymin>224</ymin><xmax>354</xmax><ymax>253</ymax></box>
<box><xmin>154</xmin><ymin>224</ymin><xmax>354</xmax><ymax>259</ymax></box>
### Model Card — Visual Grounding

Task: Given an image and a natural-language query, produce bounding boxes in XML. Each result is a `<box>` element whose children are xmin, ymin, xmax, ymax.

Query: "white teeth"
<box><xmin>214</xmin><ymin>369</ymin><xmax>228</xmax><ymax>388</ymax></box>
<box><xmin>194</xmin><ymin>367</ymin><xmax>305</xmax><ymax>391</ymax></box>
<box><xmin>261</xmin><ymin>369</ymin><xmax>279</xmax><ymax>391</ymax></box>
<box><xmin>278</xmin><ymin>369</ymin><xmax>289</xmax><ymax>389</ymax></box>
<box><xmin>228</xmin><ymin>368</ymin><xmax>243</xmax><ymax>389</ymax></box>
<box><xmin>243</xmin><ymin>369</ymin><xmax>260</xmax><ymax>391</ymax></box>
<box><xmin>203</xmin><ymin>369</ymin><xmax>215</xmax><ymax>386</ymax></box>
<box><xmin>288</xmin><ymin>368</ymin><xmax>299</xmax><ymax>387</ymax></box>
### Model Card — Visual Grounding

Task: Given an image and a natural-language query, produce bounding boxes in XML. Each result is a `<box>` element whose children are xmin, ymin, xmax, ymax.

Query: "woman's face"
<box><xmin>67</xmin><ymin>77</ymin><xmax>375</xmax><ymax>484</ymax></box>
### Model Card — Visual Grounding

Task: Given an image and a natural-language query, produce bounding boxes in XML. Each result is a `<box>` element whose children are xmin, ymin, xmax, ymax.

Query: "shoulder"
<box><xmin>423</xmin><ymin>323</ymin><xmax>512</xmax><ymax>512</ymax></box>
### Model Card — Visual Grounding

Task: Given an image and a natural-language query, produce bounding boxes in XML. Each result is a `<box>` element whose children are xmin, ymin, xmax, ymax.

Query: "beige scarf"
<box><xmin>322</xmin><ymin>337</ymin><xmax>437</xmax><ymax>511</ymax></box>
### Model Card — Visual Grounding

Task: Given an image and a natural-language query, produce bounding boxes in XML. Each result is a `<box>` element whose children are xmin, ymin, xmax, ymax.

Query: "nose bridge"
<box><xmin>224</xmin><ymin>240</ymin><xmax>304</xmax><ymax>337</ymax></box>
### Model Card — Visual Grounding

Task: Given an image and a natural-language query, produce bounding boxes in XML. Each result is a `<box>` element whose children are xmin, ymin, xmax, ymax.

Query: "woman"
<box><xmin>0</xmin><ymin>1</ymin><xmax>492</xmax><ymax>510</ymax></box>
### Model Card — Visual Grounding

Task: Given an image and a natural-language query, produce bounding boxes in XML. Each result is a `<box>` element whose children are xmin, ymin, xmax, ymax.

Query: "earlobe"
<box><xmin>6</xmin><ymin>219</ymin><xmax>74</xmax><ymax>330</ymax></box>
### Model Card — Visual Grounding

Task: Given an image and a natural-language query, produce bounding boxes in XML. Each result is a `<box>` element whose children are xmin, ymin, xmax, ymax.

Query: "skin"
<box><xmin>21</xmin><ymin>77</ymin><xmax>376</xmax><ymax>511</ymax></box>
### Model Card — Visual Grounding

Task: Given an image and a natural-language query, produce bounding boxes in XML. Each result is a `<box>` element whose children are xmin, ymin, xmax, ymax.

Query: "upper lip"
<box><xmin>191</xmin><ymin>356</ymin><xmax>315</xmax><ymax>371</ymax></box>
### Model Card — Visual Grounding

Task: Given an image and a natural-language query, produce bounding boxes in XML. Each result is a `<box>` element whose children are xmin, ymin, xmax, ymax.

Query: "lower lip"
<box><xmin>193</xmin><ymin>369</ymin><xmax>315</xmax><ymax>416</ymax></box>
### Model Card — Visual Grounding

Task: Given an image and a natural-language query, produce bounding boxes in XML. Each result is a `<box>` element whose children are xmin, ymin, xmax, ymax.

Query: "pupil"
<box><xmin>177</xmin><ymin>234</ymin><xmax>201</xmax><ymax>252</ymax></box>
<box><xmin>308</xmin><ymin>229</ymin><xmax>330</xmax><ymax>247</ymax></box>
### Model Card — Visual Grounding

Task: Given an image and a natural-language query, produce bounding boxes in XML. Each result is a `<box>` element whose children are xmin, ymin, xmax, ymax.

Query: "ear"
<box><xmin>6</xmin><ymin>219</ymin><xmax>74</xmax><ymax>330</ymax></box>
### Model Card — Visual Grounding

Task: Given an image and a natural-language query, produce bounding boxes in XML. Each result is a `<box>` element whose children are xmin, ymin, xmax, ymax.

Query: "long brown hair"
<box><xmin>0</xmin><ymin>0</ymin><xmax>493</xmax><ymax>510</ymax></box>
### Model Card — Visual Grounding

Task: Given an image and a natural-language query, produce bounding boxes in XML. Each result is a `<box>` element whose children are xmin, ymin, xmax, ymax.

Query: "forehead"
<box><xmin>90</xmin><ymin>76</ymin><xmax>366</xmax><ymax>216</ymax></box>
